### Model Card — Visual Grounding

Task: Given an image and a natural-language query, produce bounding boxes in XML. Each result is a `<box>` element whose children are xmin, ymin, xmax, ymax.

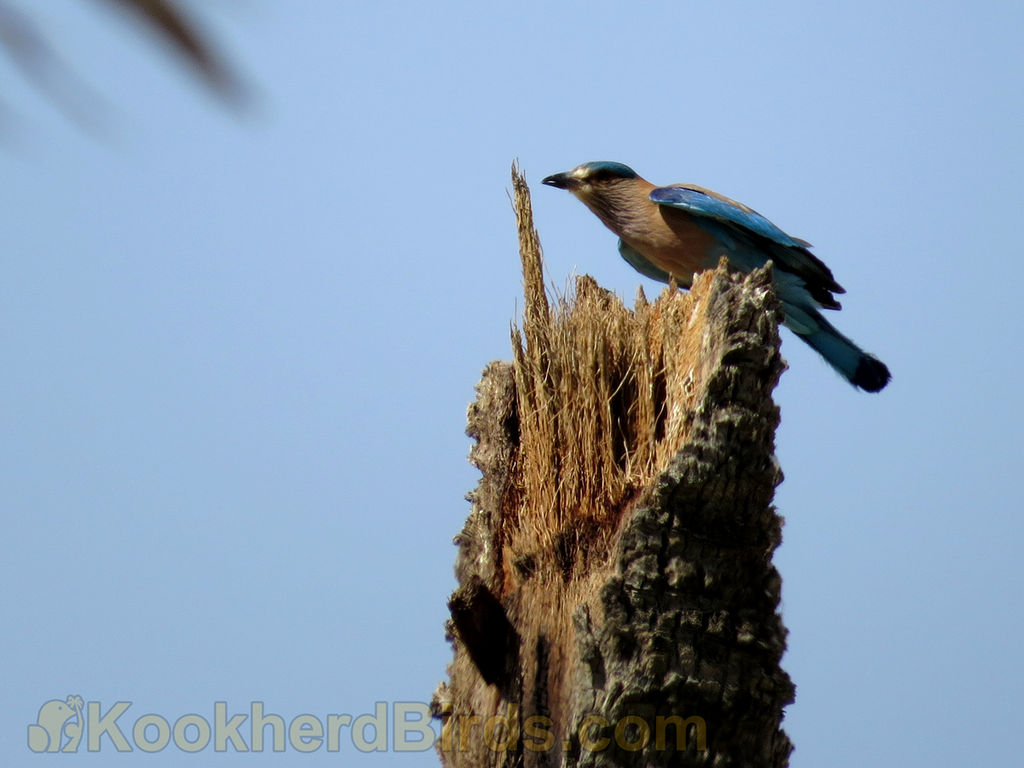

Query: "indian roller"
<box><xmin>542</xmin><ymin>161</ymin><xmax>891</xmax><ymax>392</ymax></box>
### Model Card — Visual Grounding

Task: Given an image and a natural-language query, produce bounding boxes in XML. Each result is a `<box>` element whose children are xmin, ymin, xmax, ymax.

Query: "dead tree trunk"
<box><xmin>433</xmin><ymin>166</ymin><xmax>795</xmax><ymax>767</ymax></box>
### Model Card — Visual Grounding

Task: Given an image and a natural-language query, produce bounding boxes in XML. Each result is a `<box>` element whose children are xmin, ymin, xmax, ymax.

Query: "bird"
<box><xmin>542</xmin><ymin>161</ymin><xmax>891</xmax><ymax>392</ymax></box>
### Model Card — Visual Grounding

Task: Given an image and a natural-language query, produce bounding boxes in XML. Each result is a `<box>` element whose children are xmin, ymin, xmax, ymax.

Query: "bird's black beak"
<box><xmin>542</xmin><ymin>171</ymin><xmax>574</xmax><ymax>189</ymax></box>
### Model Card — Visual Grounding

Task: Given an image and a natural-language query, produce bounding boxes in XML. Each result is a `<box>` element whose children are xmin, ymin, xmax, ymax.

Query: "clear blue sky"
<box><xmin>2</xmin><ymin>1</ymin><xmax>1022</xmax><ymax>765</ymax></box>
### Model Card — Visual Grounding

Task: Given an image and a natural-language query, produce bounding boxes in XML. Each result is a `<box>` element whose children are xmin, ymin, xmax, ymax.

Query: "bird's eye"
<box><xmin>589</xmin><ymin>169</ymin><xmax>615</xmax><ymax>182</ymax></box>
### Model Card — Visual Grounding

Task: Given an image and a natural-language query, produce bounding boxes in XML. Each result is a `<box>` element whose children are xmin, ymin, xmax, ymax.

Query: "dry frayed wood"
<box><xmin>436</xmin><ymin>165</ymin><xmax>793</xmax><ymax>767</ymax></box>
<box><xmin>508</xmin><ymin>164</ymin><xmax>746</xmax><ymax>575</ymax></box>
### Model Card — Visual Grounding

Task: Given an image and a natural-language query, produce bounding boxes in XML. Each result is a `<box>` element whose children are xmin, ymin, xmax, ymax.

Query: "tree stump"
<box><xmin>433</xmin><ymin>166</ymin><xmax>794</xmax><ymax>768</ymax></box>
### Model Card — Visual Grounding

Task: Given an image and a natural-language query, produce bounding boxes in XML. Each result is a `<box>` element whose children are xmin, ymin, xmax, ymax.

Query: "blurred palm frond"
<box><xmin>0</xmin><ymin>0</ymin><xmax>244</xmax><ymax>119</ymax></box>
<box><xmin>96</xmin><ymin>0</ymin><xmax>244</xmax><ymax>103</ymax></box>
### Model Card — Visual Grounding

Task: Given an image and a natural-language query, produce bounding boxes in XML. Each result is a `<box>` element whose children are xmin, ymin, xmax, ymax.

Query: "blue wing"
<box><xmin>649</xmin><ymin>185</ymin><xmax>809</xmax><ymax>249</ymax></box>
<box><xmin>650</xmin><ymin>184</ymin><xmax>844</xmax><ymax>305</ymax></box>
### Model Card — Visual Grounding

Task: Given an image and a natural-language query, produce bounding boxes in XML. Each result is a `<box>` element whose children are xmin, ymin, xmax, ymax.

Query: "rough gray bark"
<box><xmin>565</xmin><ymin>266</ymin><xmax>795</xmax><ymax>766</ymax></box>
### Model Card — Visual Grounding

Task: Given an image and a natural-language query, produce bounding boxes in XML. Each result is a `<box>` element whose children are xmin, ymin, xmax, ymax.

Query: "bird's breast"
<box><xmin>620</xmin><ymin>207</ymin><xmax>722</xmax><ymax>283</ymax></box>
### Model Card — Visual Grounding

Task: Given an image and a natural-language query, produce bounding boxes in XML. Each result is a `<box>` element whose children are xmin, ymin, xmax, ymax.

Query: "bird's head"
<box><xmin>542</xmin><ymin>161</ymin><xmax>639</xmax><ymax>198</ymax></box>
<box><xmin>542</xmin><ymin>161</ymin><xmax>646</xmax><ymax>228</ymax></box>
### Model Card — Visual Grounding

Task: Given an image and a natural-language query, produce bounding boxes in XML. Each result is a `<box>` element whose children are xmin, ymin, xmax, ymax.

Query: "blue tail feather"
<box><xmin>782</xmin><ymin>303</ymin><xmax>890</xmax><ymax>392</ymax></box>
